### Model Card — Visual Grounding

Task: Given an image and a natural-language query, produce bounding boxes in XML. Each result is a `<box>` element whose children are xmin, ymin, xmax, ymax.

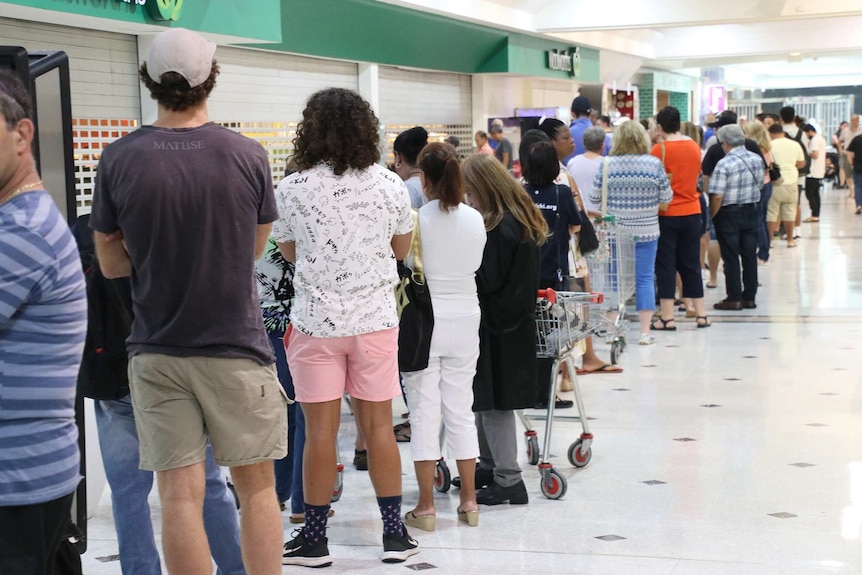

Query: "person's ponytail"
<box><xmin>418</xmin><ymin>142</ymin><xmax>464</xmax><ymax>211</ymax></box>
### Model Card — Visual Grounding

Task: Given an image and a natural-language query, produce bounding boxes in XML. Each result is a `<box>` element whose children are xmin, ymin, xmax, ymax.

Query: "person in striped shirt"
<box><xmin>0</xmin><ymin>70</ymin><xmax>87</xmax><ymax>574</ymax></box>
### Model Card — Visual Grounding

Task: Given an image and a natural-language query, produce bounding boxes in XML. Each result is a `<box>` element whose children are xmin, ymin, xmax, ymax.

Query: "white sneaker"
<box><xmin>639</xmin><ymin>334</ymin><xmax>655</xmax><ymax>346</ymax></box>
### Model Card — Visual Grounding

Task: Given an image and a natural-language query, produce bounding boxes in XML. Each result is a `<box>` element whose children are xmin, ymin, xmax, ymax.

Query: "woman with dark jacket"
<box><xmin>458</xmin><ymin>153</ymin><xmax>548</xmax><ymax>506</ymax></box>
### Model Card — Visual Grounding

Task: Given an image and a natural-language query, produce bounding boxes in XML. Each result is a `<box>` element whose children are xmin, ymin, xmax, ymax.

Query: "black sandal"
<box><xmin>696</xmin><ymin>316</ymin><xmax>712</xmax><ymax>328</ymax></box>
<box><xmin>651</xmin><ymin>317</ymin><xmax>677</xmax><ymax>331</ymax></box>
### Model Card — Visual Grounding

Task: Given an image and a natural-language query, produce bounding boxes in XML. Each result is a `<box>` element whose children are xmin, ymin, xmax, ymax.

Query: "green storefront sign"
<box><xmin>0</xmin><ymin>0</ymin><xmax>280</xmax><ymax>41</ymax></box>
<box><xmin>117</xmin><ymin>0</ymin><xmax>183</xmax><ymax>22</ymax></box>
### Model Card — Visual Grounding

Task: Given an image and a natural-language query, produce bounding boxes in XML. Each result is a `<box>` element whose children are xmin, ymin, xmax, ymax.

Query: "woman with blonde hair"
<box><xmin>452</xmin><ymin>153</ymin><xmax>547</xmax><ymax>506</ymax></box>
<box><xmin>743</xmin><ymin>120</ymin><xmax>774</xmax><ymax>265</ymax></box>
<box><xmin>591</xmin><ymin>120</ymin><xmax>673</xmax><ymax>345</ymax></box>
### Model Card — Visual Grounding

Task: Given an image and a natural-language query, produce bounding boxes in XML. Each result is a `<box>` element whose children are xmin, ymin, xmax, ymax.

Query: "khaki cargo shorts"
<box><xmin>767</xmin><ymin>183</ymin><xmax>799</xmax><ymax>223</ymax></box>
<box><xmin>128</xmin><ymin>353</ymin><xmax>289</xmax><ymax>471</ymax></box>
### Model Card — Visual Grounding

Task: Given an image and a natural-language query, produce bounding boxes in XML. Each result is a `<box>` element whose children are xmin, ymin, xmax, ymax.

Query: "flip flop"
<box><xmin>651</xmin><ymin>317</ymin><xmax>677</xmax><ymax>331</ymax></box>
<box><xmin>706</xmin><ymin>282</ymin><xmax>717</xmax><ymax>289</ymax></box>
<box><xmin>581</xmin><ymin>364</ymin><xmax>623</xmax><ymax>374</ymax></box>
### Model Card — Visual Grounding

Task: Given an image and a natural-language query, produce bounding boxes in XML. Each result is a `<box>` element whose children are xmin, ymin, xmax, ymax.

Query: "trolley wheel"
<box><xmin>526</xmin><ymin>434</ymin><xmax>540</xmax><ymax>466</ymax></box>
<box><xmin>331</xmin><ymin>466</ymin><xmax>344</xmax><ymax>502</ymax></box>
<box><xmin>568</xmin><ymin>439</ymin><xmax>592</xmax><ymax>468</ymax></box>
<box><xmin>434</xmin><ymin>460</ymin><xmax>451</xmax><ymax>493</ymax></box>
<box><xmin>540</xmin><ymin>468</ymin><xmax>568</xmax><ymax>500</ymax></box>
<box><xmin>610</xmin><ymin>340</ymin><xmax>622</xmax><ymax>364</ymax></box>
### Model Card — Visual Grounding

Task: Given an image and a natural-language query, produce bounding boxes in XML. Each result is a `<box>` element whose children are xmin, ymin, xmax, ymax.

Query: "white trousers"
<box><xmin>402</xmin><ymin>311</ymin><xmax>481</xmax><ymax>462</ymax></box>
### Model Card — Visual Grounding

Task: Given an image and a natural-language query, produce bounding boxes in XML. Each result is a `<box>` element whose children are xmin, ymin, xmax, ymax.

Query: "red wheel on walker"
<box><xmin>526</xmin><ymin>434</ymin><xmax>540</xmax><ymax>465</ymax></box>
<box><xmin>540</xmin><ymin>468</ymin><xmax>567</xmax><ymax>500</ymax></box>
<box><xmin>434</xmin><ymin>459</ymin><xmax>451</xmax><ymax>493</ymax></box>
<box><xmin>567</xmin><ymin>440</ymin><xmax>592</xmax><ymax>468</ymax></box>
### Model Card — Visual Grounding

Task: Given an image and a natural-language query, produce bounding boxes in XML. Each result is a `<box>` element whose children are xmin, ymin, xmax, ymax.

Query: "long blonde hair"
<box><xmin>462</xmin><ymin>154</ymin><xmax>548</xmax><ymax>246</ymax></box>
<box><xmin>743</xmin><ymin>121</ymin><xmax>771</xmax><ymax>153</ymax></box>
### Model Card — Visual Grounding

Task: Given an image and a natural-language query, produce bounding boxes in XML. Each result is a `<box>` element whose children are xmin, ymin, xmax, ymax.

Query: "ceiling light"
<box><xmin>789</xmin><ymin>52</ymin><xmax>802</xmax><ymax>57</ymax></box>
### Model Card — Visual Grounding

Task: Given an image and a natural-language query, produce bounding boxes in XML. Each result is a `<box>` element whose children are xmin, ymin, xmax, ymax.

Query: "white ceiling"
<box><xmin>378</xmin><ymin>0</ymin><xmax>862</xmax><ymax>89</ymax></box>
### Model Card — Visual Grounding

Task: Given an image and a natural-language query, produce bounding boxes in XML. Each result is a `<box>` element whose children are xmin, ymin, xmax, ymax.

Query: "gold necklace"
<box><xmin>0</xmin><ymin>180</ymin><xmax>43</xmax><ymax>204</ymax></box>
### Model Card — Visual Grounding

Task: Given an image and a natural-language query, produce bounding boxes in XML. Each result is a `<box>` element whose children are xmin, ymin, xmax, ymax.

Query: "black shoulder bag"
<box><xmin>394</xmin><ymin>210</ymin><xmax>434</xmax><ymax>372</ymax></box>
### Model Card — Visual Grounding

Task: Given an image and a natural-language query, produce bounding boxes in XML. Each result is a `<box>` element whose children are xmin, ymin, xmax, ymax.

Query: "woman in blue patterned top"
<box><xmin>590</xmin><ymin>120</ymin><xmax>673</xmax><ymax>345</ymax></box>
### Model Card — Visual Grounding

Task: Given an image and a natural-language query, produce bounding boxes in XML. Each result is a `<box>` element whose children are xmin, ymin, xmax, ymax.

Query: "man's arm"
<box><xmin>709</xmin><ymin>194</ymin><xmax>723</xmax><ymax>218</ymax></box>
<box><xmin>255</xmin><ymin>223</ymin><xmax>272</xmax><ymax>260</ymax></box>
<box><xmin>94</xmin><ymin>231</ymin><xmax>131</xmax><ymax>279</ymax></box>
<box><xmin>276</xmin><ymin>241</ymin><xmax>296</xmax><ymax>263</ymax></box>
<box><xmin>391</xmin><ymin>232</ymin><xmax>413</xmax><ymax>260</ymax></box>
<box><xmin>501</xmin><ymin>152</ymin><xmax>510</xmax><ymax>168</ymax></box>
<box><xmin>795</xmin><ymin>160</ymin><xmax>806</xmax><ymax>169</ymax></box>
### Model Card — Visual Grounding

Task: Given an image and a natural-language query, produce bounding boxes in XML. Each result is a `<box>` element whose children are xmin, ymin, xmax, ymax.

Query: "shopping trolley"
<box><xmin>585</xmin><ymin>216</ymin><xmax>636</xmax><ymax>364</ymax></box>
<box><xmin>519</xmin><ymin>289</ymin><xmax>603</xmax><ymax>500</ymax></box>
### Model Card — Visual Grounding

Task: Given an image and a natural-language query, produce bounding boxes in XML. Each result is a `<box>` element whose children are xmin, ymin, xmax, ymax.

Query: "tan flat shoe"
<box><xmin>405</xmin><ymin>510</ymin><xmax>436</xmax><ymax>531</ymax></box>
<box><xmin>457</xmin><ymin>507</ymin><xmax>479</xmax><ymax>527</ymax></box>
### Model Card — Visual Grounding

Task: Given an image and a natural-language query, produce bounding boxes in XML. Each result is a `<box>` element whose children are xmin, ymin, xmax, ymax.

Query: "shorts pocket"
<box><xmin>213</xmin><ymin>360</ymin><xmax>286</xmax><ymax>412</ymax></box>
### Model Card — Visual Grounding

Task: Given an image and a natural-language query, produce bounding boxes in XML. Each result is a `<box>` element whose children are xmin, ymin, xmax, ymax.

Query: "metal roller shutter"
<box><xmin>0</xmin><ymin>17</ymin><xmax>141</xmax><ymax>214</ymax></box>
<box><xmin>207</xmin><ymin>46</ymin><xmax>358</xmax><ymax>180</ymax></box>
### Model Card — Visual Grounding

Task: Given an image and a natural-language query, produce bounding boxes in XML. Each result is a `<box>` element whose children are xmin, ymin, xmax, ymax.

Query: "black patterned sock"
<box><xmin>377</xmin><ymin>495</ymin><xmax>404</xmax><ymax>536</ymax></box>
<box><xmin>302</xmin><ymin>503</ymin><xmax>330</xmax><ymax>544</ymax></box>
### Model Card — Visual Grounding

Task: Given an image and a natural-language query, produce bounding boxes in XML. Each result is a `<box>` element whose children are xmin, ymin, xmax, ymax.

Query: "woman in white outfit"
<box><xmin>403</xmin><ymin>142</ymin><xmax>487</xmax><ymax>531</ymax></box>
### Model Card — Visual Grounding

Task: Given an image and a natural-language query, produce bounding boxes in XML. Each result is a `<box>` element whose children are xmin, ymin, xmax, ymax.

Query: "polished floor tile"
<box><xmin>80</xmin><ymin>187</ymin><xmax>862</xmax><ymax>574</ymax></box>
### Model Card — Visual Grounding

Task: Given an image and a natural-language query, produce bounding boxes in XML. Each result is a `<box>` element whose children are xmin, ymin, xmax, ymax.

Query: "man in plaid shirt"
<box><xmin>709</xmin><ymin>124</ymin><xmax>765</xmax><ymax>311</ymax></box>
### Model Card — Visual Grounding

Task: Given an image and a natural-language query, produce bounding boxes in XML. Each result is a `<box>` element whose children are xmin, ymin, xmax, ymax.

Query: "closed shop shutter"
<box><xmin>208</xmin><ymin>46</ymin><xmax>358</xmax><ymax>180</ymax></box>
<box><xmin>378</xmin><ymin>66</ymin><xmax>473</xmax><ymax>161</ymax></box>
<box><xmin>0</xmin><ymin>17</ymin><xmax>141</xmax><ymax>214</ymax></box>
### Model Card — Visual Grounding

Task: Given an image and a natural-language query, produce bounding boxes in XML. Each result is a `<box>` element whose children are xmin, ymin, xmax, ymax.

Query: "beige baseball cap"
<box><xmin>145</xmin><ymin>28</ymin><xmax>216</xmax><ymax>88</ymax></box>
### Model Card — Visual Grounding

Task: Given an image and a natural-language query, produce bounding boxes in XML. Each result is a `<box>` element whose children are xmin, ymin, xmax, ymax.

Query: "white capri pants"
<box><xmin>402</xmin><ymin>311</ymin><xmax>481</xmax><ymax>462</ymax></box>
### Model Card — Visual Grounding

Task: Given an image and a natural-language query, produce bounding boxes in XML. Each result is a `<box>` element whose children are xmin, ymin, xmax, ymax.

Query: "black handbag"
<box><xmin>576</xmin><ymin>210</ymin><xmax>599</xmax><ymax>255</ymax></box>
<box><xmin>768</xmin><ymin>163</ymin><xmax>782</xmax><ymax>184</ymax></box>
<box><xmin>394</xmin><ymin>210</ymin><xmax>434</xmax><ymax>372</ymax></box>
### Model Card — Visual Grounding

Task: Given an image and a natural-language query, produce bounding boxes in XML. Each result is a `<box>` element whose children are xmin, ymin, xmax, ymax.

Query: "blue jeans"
<box><xmin>94</xmin><ymin>396</ymin><xmax>244</xmax><ymax>575</ymax></box>
<box><xmin>635</xmin><ymin>239</ymin><xmax>659</xmax><ymax>311</ymax></box>
<box><xmin>269</xmin><ymin>331</ymin><xmax>303</xmax><ymax>508</ymax></box>
<box><xmin>757</xmin><ymin>182</ymin><xmax>773</xmax><ymax>261</ymax></box>
<box><xmin>854</xmin><ymin>173</ymin><xmax>862</xmax><ymax>208</ymax></box>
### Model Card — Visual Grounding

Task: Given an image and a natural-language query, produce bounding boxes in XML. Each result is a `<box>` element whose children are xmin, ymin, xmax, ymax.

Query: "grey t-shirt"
<box><xmin>90</xmin><ymin>122</ymin><xmax>277</xmax><ymax>365</ymax></box>
<box><xmin>495</xmin><ymin>137</ymin><xmax>514</xmax><ymax>170</ymax></box>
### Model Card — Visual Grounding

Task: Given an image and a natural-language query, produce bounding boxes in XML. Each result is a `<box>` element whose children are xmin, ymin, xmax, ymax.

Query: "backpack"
<box><xmin>787</xmin><ymin>129</ymin><xmax>811</xmax><ymax>177</ymax></box>
<box><xmin>71</xmin><ymin>215</ymin><xmax>133</xmax><ymax>401</ymax></box>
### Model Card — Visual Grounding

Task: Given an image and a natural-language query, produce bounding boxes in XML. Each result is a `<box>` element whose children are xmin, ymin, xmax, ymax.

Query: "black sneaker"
<box><xmin>283</xmin><ymin>529</ymin><xmax>332</xmax><ymax>568</ymax></box>
<box><xmin>353</xmin><ymin>449</ymin><xmax>368</xmax><ymax>471</ymax></box>
<box><xmin>381</xmin><ymin>526</ymin><xmax>419</xmax><ymax>563</ymax></box>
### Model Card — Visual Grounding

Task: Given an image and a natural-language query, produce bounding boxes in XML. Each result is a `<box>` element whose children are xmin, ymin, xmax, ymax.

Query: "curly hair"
<box><xmin>293</xmin><ymin>88</ymin><xmax>380</xmax><ymax>175</ymax></box>
<box><xmin>139</xmin><ymin>62</ymin><xmax>219</xmax><ymax>112</ymax></box>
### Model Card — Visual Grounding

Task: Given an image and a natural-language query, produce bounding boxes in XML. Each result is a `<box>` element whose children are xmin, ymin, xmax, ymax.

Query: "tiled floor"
<box><xmin>81</xmin><ymin>185</ymin><xmax>862</xmax><ymax>574</ymax></box>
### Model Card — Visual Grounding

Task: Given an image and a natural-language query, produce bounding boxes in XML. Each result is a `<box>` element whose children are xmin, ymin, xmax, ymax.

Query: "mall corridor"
<box><xmin>79</xmin><ymin>185</ymin><xmax>862</xmax><ymax>574</ymax></box>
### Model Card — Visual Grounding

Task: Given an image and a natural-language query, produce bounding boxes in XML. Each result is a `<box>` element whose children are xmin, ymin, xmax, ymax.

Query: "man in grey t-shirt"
<box><xmin>90</xmin><ymin>28</ymin><xmax>287</xmax><ymax>575</ymax></box>
<box><xmin>490</xmin><ymin>124</ymin><xmax>513</xmax><ymax>171</ymax></box>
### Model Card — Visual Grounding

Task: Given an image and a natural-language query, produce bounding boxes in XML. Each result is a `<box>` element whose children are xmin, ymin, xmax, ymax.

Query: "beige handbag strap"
<box><xmin>408</xmin><ymin>209</ymin><xmax>424</xmax><ymax>281</ymax></box>
<box><xmin>601</xmin><ymin>156</ymin><xmax>610</xmax><ymax>216</ymax></box>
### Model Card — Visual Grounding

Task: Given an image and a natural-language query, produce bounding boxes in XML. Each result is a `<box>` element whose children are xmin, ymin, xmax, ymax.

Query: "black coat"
<box><xmin>473</xmin><ymin>213</ymin><xmax>540</xmax><ymax>412</ymax></box>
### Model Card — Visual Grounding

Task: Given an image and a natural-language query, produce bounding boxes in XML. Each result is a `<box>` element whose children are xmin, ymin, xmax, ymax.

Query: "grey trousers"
<box><xmin>476</xmin><ymin>409</ymin><xmax>522</xmax><ymax>488</ymax></box>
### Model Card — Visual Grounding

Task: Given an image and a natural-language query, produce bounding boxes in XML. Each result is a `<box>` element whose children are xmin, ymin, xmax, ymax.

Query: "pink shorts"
<box><xmin>284</xmin><ymin>326</ymin><xmax>401</xmax><ymax>403</ymax></box>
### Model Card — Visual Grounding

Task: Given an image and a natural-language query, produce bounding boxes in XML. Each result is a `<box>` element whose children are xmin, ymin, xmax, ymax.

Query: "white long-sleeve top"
<box><xmin>417</xmin><ymin>200</ymin><xmax>487</xmax><ymax>315</ymax></box>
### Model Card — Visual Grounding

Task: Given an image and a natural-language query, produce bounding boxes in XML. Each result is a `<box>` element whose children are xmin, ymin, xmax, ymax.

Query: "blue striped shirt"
<box><xmin>0</xmin><ymin>190</ymin><xmax>86</xmax><ymax>506</ymax></box>
<box><xmin>590</xmin><ymin>155</ymin><xmax>673</xmax><ymax>242</ymax></box>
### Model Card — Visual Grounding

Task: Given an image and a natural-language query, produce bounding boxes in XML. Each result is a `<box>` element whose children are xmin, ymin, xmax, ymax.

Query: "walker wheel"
<box><xmin>331</xmin><ymin>468</ymin><xmax>344</xmax><ymax>502</ymax></box>
<box><xmin>610</xmin><ymin>341</ymin><xmax>622</xmax><ymax>364</ymax></box>
<box><xmin>434</xmin><ymin>459</ymin><xmax>451</xmax><ymax>493</ymax></box>
<box><xmin>526</xmin><ymin>434</ymin><xmax>540</xmax><ymax>465</ymax></box>
<box><xmin>540</xmin><ymin>468</ymin><xmax>567</xmax><ymax>500</ymax></box>
<box><xmin>568</xmin><ymin>439</ymin><xmax>592</xmax><ymax>468</ymax></box>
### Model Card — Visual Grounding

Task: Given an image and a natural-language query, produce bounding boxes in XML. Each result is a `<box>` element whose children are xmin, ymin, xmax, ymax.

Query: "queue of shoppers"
<box><xmin>2</xmin><ymin>25</ymin><xmax>818</xmax><ymax>575</ymax></box>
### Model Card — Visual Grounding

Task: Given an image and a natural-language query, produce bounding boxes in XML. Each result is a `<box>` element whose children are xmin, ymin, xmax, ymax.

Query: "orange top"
<box><xmin>650</xmin><ymin>140</ymin><xmax>702</xmax><ymax>217</ymax></box>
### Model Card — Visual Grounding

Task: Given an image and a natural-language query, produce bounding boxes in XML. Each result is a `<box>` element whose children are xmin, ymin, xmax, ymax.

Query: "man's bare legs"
<box><xmin>157</xmin><ymin>463</ymin><xmax>212</xmax><ymax>575</ymax></box>
<box><xmin>230</xmin><ymin>461</ymin><xmax>284</xmax><ymax>575</ymax></box>
<box><xmin>352</xmin><ymin>398</ymin><xmax>403</xmax><ymax>497</ymax></box>
<box><xmin>707</xmin><ymin>241</ymin><xmax>721</xmax><ymax>288</ymax></box>
<box><xmin>301</xmin><ymin>399</ymin><xmax>342</xmax><ymax>505</ymax></box>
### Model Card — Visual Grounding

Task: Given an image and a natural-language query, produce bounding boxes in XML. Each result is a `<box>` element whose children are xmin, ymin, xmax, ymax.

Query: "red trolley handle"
<box><xmin>537</xmin><ymin>288</ymin><xmax>557</xmax><ymax>304</ymax></box>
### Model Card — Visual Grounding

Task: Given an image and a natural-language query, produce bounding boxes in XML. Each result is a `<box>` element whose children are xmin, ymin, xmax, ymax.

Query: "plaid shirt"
<box><xmin>709</xmin><ymin>146</ymin><xmax>764</xmax><ymax>206</ymax></box>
